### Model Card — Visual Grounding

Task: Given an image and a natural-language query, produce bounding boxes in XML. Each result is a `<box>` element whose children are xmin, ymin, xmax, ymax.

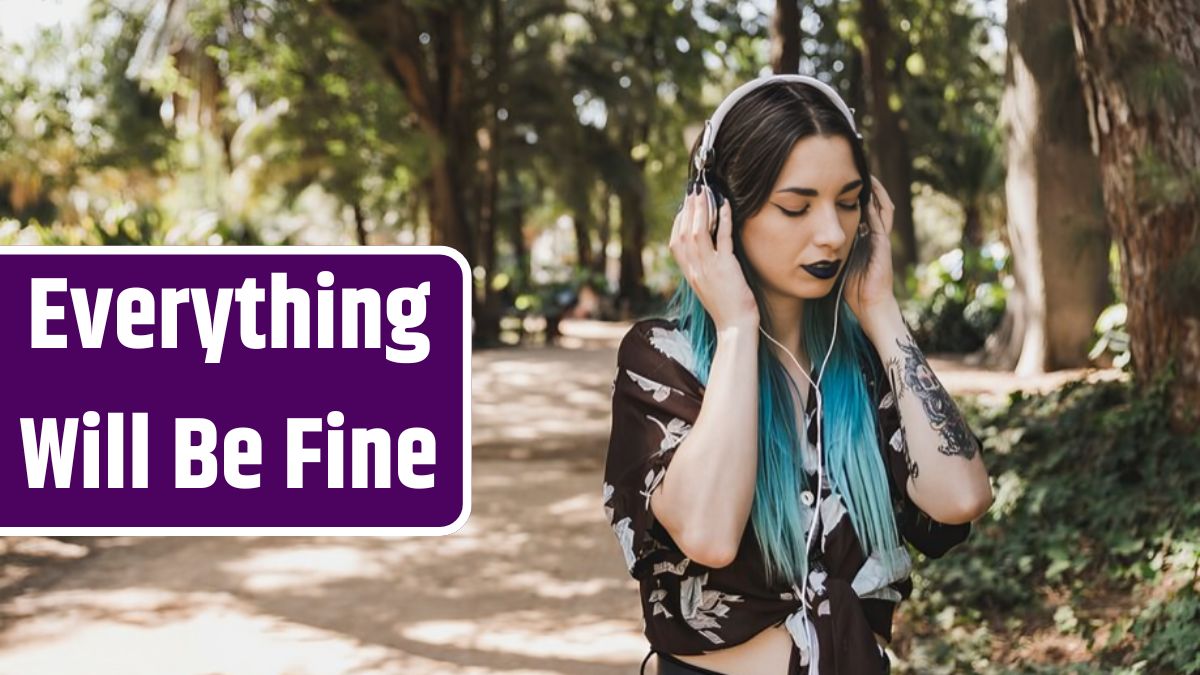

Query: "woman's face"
<box><xmin>740</xmin><ymin>134</ymin><xmax>864</xmax><ymax>305</ymax></box>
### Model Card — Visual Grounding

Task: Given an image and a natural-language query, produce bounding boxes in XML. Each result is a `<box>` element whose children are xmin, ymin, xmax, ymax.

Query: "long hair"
<box><xmin>666</xmin><ymin>80</ymin><xmax>901</xmax><ymax>588</ymax></box>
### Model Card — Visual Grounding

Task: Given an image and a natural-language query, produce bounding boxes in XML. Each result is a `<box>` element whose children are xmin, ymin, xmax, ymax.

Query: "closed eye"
<box><xmin>776</xmin><ymin>201</ymin><xmax>861</xmax><ymax>217</ymax></box>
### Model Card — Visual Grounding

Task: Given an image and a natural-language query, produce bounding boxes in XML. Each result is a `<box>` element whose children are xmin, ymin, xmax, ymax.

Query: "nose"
<box><xmin>811</xmin><ymin>203</ymin><xmax>848</xmax><ymax>252</ymax></box>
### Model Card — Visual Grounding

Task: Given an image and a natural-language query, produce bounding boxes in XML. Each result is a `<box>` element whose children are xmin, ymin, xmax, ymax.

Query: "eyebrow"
<box><xmin>775</xmin><ymin>179</ymin><xmax>863</xmax><ymax>197</ymax></box>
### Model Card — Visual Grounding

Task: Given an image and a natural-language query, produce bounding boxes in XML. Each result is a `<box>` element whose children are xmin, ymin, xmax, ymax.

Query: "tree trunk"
<box><xmin>352</xmin><ymin>202</ymin><xmax>368</xmax><ymax>245</ymax></box>
<box><xmin>508</xmin><ymin>194</ymin><xmax>529</xmax><ymax>289</ymax></box>
<box><xmin>771</xmin><ymin>0</ymin><xmax>801</xmax><ymax>74</ymax></box>
<box><xmin>473</xmin><ymin>0</ymin><xmax>506</xmax><ymax>347</ymax></box>
<box><xmin>570</xmin><ymin>181</ymin><xmax>594</xmax><ymax>271</ymax></box>
<box><xmin>985</xmin><ymin>0</ymin><xmax>1111</xmax><ymax>373</ymax></box>
<box><xmin>617</xmin><ymin>176</ymin><xmax>649</xmax><ymax>315</ymax></box>
<box><xmin>961</xmin><ymin>201</ymin><xmax>983</xmax><ymax>250</ymax></box>
<box><xmin>1068</xmin><ymin>0</ymin><xmax>1200</xmax><ymax>431</ymax></box>
<box><xmin>594</xmin><ymin>190</ymin><xmax>612</xmax><ymax>279</ymax></box>
<box><xmin>858</xmin><ymin>0</ymin><xmax>918</xmax><ymax>274</ymax></box>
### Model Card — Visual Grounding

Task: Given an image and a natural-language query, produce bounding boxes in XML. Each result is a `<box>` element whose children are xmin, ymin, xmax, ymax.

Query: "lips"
<box><xmin>801</xmin><ymin>259</ymin><xmax>842</xmax><ymax>280</ymax></box>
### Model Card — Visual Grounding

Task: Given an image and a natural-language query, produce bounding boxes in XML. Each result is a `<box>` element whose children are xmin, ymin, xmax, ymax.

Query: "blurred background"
<box><xmin>0</xmin><ymin>0</ymin><xmax>1197</xmax><ymax>673</ymax></box>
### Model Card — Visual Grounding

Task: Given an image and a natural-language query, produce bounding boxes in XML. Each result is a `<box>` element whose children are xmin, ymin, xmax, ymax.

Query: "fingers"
<box><xmin>671</xmin><ymin>184</ymin><xmax>724</xmax><ymax>283</ymax></box>
<box><xmin>689</xmin><ymin>185</ymin><xmax>711</xmax><ymax>244</ymax></box>
<box><xmin>671</xmin><ymin>186</ymin><xmax>705</xmax><ymax>282</ymax></box>
<box><xmin>867</xmin><ymin>175</ymin><xmax>894</xmax><ymax>235</ymax></box>
<box><xmin>715</xmin><ymin>197</ymin><xmax>732</xmax><ymax>255</ymax></box>
<box><xmin>865</xmin><ymin>195</ymin><xmax>887</xmax><ymax>239</ymax></box>
<box><xmin>869</xmin><ymin>175</ymin><xmax>894</xmax><ymax>213</ymax></box>
<box><xmin>670</xmin><ymin>187</ymin><xmax>691</xmax><ymax>248</ymax></box>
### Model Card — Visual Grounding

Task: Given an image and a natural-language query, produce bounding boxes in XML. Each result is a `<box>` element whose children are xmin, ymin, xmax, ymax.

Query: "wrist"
<box><xmin>715</xmin><ymin>319</ymin><xmax>760</xmax><ymax>344</ymax></box>
<box><xmin>859</xmin><ymin>298</ymin><xmax>907</xmax><ymax>344</ymax></box>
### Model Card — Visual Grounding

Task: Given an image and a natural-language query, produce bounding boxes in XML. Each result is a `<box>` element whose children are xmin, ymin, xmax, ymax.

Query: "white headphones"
<box><xmin>692</xmin><ymin>73</ymin><xmax>865</xmax><ymax>668</ymax></box>
<box><xmin>694</xmin><ymin>73</ymin><xmax>861</xmax><ymax>175</ymax></box>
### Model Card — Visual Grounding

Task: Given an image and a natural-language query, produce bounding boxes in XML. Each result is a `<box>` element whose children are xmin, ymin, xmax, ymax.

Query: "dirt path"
<box><xmin>0</xmin><ymin>320</ymin><xmax>1122</xmax><ymax>675</ymax></box>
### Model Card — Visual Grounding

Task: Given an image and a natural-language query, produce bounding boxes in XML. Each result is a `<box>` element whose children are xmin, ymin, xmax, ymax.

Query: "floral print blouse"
<box><xmin>602</xmin><ymin>317</ymin><xmax>975</xmax><ymax>674</ymax></box>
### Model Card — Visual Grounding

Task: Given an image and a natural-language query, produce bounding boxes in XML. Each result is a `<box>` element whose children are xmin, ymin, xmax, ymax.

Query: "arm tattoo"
<box><xmin>901</xmin><ymin>422</ymin><xmax>920</xmax><ymax>481</ymax></box>
<box><xmin>886</xmin><ymin>335</ymin><xmax>978</xmax><ymax>460</ymax></box>
<box><xmin>884</xmin><ymin>365</ymin><xmax>921</xmax><ymax>482</ymax></box>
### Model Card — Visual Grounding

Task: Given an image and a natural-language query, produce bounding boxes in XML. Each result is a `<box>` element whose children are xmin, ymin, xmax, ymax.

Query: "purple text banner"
<box><xmin>0</xmin><ymin>246</ymin><xmax>471</xmax><ymax>535</ymax></box>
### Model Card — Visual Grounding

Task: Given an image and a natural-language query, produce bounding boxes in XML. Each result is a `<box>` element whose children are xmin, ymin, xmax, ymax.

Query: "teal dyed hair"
<box><xmin>665</xmin><ymin>80</ymin><xmax>902</xmax><ymax>588</ymax></box>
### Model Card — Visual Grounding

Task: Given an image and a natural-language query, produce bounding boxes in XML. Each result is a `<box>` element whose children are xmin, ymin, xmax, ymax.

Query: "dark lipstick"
<box><xmin>801</xmin><ymin>259</ymin><xmax>842</xmax><ymax>279</ymax></box>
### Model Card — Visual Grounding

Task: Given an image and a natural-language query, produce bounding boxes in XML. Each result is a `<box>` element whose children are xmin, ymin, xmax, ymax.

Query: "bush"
<box><xmin>897</xmin><ymin>366</ymin><xmax>1200</xmax><ymax>673</ymax></box>
<box><xmin>903</xmin><ymin>244</ymin><xmax>1008</xmax><ymax>353</ymax></box>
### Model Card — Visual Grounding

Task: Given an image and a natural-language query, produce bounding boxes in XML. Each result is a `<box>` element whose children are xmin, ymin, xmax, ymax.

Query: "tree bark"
<box><xmin>474</xmin><ymin>0</ymin><xmax>505</xmax><ymax>347</ymax></box>
<box><xmin>617</xmin><ymin>176</ymin><xmax>649</xmax><ymax>314</ymax></box>
<box><xmin>352</xmin><ymin>202</ymin><xmax>368</xmax><ymax>245</ymax></box>
<box><xmin>616</xmin><ymin>119</ymin><xmax>651</xmax><ymax>314</ymax></box>
<box><xmin>771</xmin><ymin>0</ymin><xmax>801</xmax><ymax>74</ymax></box>
<box><xmin>507</xmin><ymin>192</ymin><xmax>529</xmax><ymax>288</ymax></box>
<box><xmin>987</xmin><ymin>0</ymin><xmax>1111</xmax><ymax>374</ymax></box>
<box><xmin>961</xmin><ymin>201</ymin><xmax>983</xmax><ymax>250</ymax></box>
<box><xmin>858</xmin><ymin>0</ymin><xmax>919</xmax><ymax>274</ymax></box>
<box><xmin>1067</xmin><ymin>0</ymin><xmax>1200</xmax><ymax>431</ymax></box>
<box><xmin>595</xmin><ymin>191</ymin><xmax>612</xmax><ymax>279</ymax></box>
<box><xmin>566</xmin><ymin>163</ymin><xmax>594</xmax><ymax>272</ymax></box>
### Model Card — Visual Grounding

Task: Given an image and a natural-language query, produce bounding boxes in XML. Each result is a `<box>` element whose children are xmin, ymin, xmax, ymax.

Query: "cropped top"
<box><xmin>601</xmin><ymin>317</ymin><xmax>975</xmax><ymax>674</ymax></box>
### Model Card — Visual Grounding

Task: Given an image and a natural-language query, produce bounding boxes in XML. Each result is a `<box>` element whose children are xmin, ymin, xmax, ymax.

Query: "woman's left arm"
<box><xmin>861</xmin><ymin>298</ymin><xmax>994</xmax><ymax>525</ymax></box>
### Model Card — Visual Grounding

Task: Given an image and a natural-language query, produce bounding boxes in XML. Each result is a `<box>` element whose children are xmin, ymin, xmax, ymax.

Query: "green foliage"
<box><xmin>193</xmin><ymin>0</ymin><xmax>426</xmax><ymax>218</ymax></box>
<box><xmin>892</xmin><ymin>0</ymin><xmax>1006</xmax><ymax>235</ymax></box>
<box><xmin>1129</xmin><ymin>580</ymin><xmax>1200</xmax><ymax>674</ymax></box>
<box><xmin>0</xmin><ymin>9</ymin><xmax>171</xmax><ymax>225</ymax></box>
<box><xmin>902</xmin><ymin>243</ymin><xmax>1008</xmax><ymax>353</ymax></box>
<box><xmin>898</xmin><ymin>366</ymin><xmax>1200</xmax><ymax>672</ymax></box>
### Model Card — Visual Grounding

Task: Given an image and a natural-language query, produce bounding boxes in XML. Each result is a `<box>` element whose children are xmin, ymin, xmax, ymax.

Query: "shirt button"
<box><xmin>800</xmin><ymin>490</ymin><xmax>815</xmax><ymax>506</ymax></box>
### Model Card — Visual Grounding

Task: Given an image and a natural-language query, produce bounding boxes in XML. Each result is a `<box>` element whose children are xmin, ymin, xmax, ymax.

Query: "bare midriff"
<box><xmin>669</xmin><ymin>623</ymin><xmax>888</xmax><ymax>674</ymax></box>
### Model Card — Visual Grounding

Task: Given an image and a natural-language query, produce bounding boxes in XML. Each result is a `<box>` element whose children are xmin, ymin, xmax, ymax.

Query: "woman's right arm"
<box><xmin>650</xmin><ymin>184</ymin><xmax>762</xmax><ymax>568</ymax></box>
<box><xmin>650</xmin><ymin>320</ymin><xmax>759</xmax><ymax>568</ymax></box>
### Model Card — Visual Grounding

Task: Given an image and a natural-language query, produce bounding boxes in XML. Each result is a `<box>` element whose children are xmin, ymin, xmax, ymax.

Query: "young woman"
<box><xmin>602</xmin><ymin>75</ymin><xmax>994</xmax><ymax>674</ymax></box>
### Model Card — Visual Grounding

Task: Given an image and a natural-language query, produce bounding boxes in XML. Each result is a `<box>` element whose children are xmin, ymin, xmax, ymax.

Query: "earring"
<box><xmin>857</xmin><ymin>221</ymin><xmax>869</xmax><ymax>237</ymax></box>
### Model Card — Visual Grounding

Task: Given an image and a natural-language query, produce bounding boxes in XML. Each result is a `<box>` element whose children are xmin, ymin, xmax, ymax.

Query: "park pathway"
<box><xmin>0</xmin><ymin>319</ymin><xmax>1120</xmax><ymax>675</ymax></box>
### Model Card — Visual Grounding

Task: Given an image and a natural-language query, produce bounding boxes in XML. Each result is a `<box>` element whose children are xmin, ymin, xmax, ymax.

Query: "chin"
<box><xmin>792</xmin><ymin>273</ymin><xmax>839</xmax><ymax>297</ymax></box>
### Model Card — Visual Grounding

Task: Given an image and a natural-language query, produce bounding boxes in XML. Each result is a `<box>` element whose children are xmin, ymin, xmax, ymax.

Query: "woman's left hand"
<box><xmin>845</xmin><ymin>175</ymin><xmax>900</xmax><ymax>326</ymax></box>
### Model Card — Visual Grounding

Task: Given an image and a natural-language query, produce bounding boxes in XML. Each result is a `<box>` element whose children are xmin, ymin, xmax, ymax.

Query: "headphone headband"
<box><xmin>694</xmin><ymin>74</ymin><xmax>861</xmax><ymax>173</ymax></box>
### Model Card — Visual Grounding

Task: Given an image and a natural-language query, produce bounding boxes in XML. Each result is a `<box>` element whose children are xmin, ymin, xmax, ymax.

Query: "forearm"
<box><xmin>862</xmin><ymin>301</ymin><xmax>993</xmax><ymax>524</ymax></box>
<box><xmin>651</xmin><ymin>322</ymin><xmax>759</xmax><ymax>566</ymax></box>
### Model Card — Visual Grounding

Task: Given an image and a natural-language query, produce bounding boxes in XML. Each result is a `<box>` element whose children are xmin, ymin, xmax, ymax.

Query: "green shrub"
<box><xmin>903</xmin><ymin>244</ymin><xmax>1008</xmax><ymax>353</ymax></box>
<box><xmin>897</xmin><ymin>365</ymin><xmax>1200</xmax><ymax>673</ymax></box>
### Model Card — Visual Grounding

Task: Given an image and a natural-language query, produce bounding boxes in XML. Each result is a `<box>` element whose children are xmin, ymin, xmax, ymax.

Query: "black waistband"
<box><xmin>641</xmin><ymin>649</ymin><xmax>730</xmax><ymax>675</ymax></box>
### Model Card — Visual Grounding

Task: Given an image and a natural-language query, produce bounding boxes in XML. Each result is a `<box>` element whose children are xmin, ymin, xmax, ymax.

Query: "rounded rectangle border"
<box><xmin>0</xmin><ymin>245</ymin><xmax>472</xmax><ymax>536</ymax></box>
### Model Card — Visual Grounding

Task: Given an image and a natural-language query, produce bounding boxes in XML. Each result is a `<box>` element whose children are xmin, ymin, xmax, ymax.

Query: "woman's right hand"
<box><xmin>670</xmin><ymin>184</ymin><xmax>760</xmax><ymax>332</ymax></box>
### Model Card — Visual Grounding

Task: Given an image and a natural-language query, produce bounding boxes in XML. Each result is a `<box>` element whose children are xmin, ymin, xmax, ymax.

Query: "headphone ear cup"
<box><xmin>704</xmin><ymin>172</ymin><xmax>732</xmax><ymax>214</ymax></box>
<box><xmin>706</xmin><ymin>186</ymin><xmax>719</xmax><ymax>240</ymax></box>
